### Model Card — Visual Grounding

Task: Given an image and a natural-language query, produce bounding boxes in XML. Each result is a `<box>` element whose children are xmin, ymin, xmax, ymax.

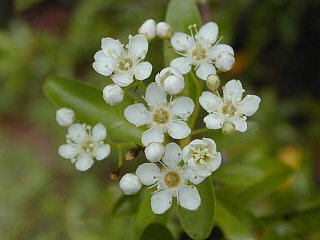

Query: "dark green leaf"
<box><xmin>140</xmin><ymin>223</ymin><xmax>174</xmax><ymax>240</ymax></box>
<box><xmin>178</xmin><ymin>178</ymin><xmax>215</xmax><ymax>240</ymax></box>
<box><xmin>112</xmin><ymin>193</ymin><xmax>142</xmax><ymax>217</ymax></box>
<box><xmin>43</xmin><ymin>76</ymin><xmax>142</xmax><ymax>143</ymax></box>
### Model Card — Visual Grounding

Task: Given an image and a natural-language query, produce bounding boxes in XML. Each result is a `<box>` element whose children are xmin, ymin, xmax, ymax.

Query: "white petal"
<box><xmin>75</xmin><ymin>154</ymin><xmax>94</xmax><ymax>171</ymax></box>
<box><xmin>162</xmin><ymin>143</ymin><xmax>182</xmax><ymax>169</ymax></box>
<box><xmin>171</xmin><ymin>97</ymin><xmax>195</xmax><ymax>119</ymax></box>
<box><xmin>187</xmin><ymin>159</ymin><xmax>212</xmax><ymax>177</ymax></box>
<box><xmin>94</xmin><ymin>144</ymin><xmax>111</xmax><ymax>160</ymax></box>
<box><xmin>223</xmin><ymin>79</ymin><xmax>244</xmax><ymax>102</ymax></box>
<box><xmin>238</xmin><ymin>95</ymin><xmax>261</xmax><ymax>116</ymax></box>
<box><xmin>128</xmin><ymin>35</ymin><xmax>148</xmax><ymax>58</ymax></box>
<box><xmin>202</xmin><ymin>138</ymin><xmax>217</xmax><ymax>152</ymax></box>
<box><xmin>135</xmin><ymin>163</ymin><xmax>161</xmax><ymax>185</ymax></box>
<box><xmin>101</xmin><ymin>38</ymin><xmax>123</xmax><ymax>57</ymax></box>
<box><xmin>170</xmin><ymin>32</ymin><xmax>193</xmax><ymax>51</ymax></box>
<box><xmin>178</xmin><ymin>185</ymin><xmax>201</xmax><ymax>211</ymax></box>
<box><xmin>183</xmin><ymin>166</ymin><xmax>206</xmax><ymax>184</ymax></box>
<box><xmin>145</xmin><ymin>82</ymin><xmax>166</xmax><ymax>107</ymax></box>
<box><xmin>124</xmin><ymin>103</ymin><xmax>151</xmax><ymax>127</ymax></box>
<box><xmin>167</xmin><ymin>121</ymin><xmax>191</xmax><ymax>139</ymax></box>
<box><xmin>111</xmin><ymin>72</ymin><xmax>134</xmax><ymax>87</ymax></box>
<box><xmin>196</xmin><ymin>62</ymin><xmax>216</xmax><ymax>80</ymax></box>
<box><xmin>207</xmin><ymin>152</ymin><xmax>222</xmax><ymax>172</ymax></box>
<box><xmin>199</xmin><ymin>91</ymin><xmax>222</xmax><ymax>113</ymax></box>
<box><xmin>92</xmin><ymin>123</ymin><xmax>106</xmax><ymax>141</ymax></box>
<box><xmin>204</xmin><ymin>113</ymin><xmax>225</xmax><ymax>129</ymax></box>
<box><xmin>228</xmin><ymin>117</ymin><xmax>247</xmax><ymax>132</ymax></box>
<box><xmin>141</xmin><ymin>126</ymin><xmax>164</xmax><ymax>146</ymax></box>
<box><xmin>134</xmin><ymin>61</ymin><xmax>152</xmax><ymax>80</ymax></box>
<box><xmin>198</xmin><ymin>22</ymin><xmax>218</xmax><ymax>44</ymax></box>
<box><xmin>170</xmin><ymin>57</ymin><xmax>192</xmax><ymax>74</ymax></box>
<box><xmin>58</xmin><ymin>144</ymin><xmax>78</xmax><ymax>159</ymax></box>
<box><xmin>151</xmin><ymin>189</ymin><xmax>173</xmax><ymax>214</ymax></box>
<box><xmin>68</xmin><ymin>124</ymin><xmax>88</xmax><ymax>144</ymax></box>
<box><xmin>210</xmin><ymin>44</ymin><xmax>234</xmax><ymax>59</ymax></box>
<box><xmin>93</xmin><ymin>51</ymin><xmax>115</xmax><ymax>76</ymax></box>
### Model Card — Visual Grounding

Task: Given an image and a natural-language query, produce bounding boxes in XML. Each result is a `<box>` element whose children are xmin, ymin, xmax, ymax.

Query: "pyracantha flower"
<box><xmin>93</xmin><ymin>35</ymin><xmax>152</xmax><ymax>87</ymax></box>
<box><xmin>56</xmin><ymin>108</ymin><xmax>75</xmax><ymax>127</ymax></box>
<box><xmin>136</xmin><ymin>143</ymin><xmax>201</xmax><ymax>214</ymax></box>
<box><xmin>145</xmin><ymin>142</ymin><xmax>165</xmax><ymax>162</ymax></box>
<box><xmin>156</xmin><ymin>22</ymin><xmax>172</xmax><ymax>39</ymax></box>
<box><xmin>139</xmin><ymin>19</ymin><xmax>157</xmax><ymax>41</ymax></box>
<box><xmin>119</xmin><ymin>173</ymin><xmax>142</xmax><ymax>195</ymax></box>
<box><xmin>183</xmin><ymin>138</ymin><xmax>221</xmax><ymax>178</ymax></box>
<box><xmin>170</xmin><ymin>22</ymin><xmax>235</xmax><ymax>80</ymax></box>
<box><xmin>199</xmin><ymin>80</ymin><xmax>261</xmax><ymax>133</ymax></box>
<box><xmin>124</xmin><ymin>83</ymin><xmax>194</xmax><ymax>146</ymax></box>
<box><xmin>58</xmin><ymin>123</ymin><xmax>110</xmax><ymax>171</ymax></box>
<box><xmin>155</xmin><ymin>67</ymin><xmax>185</xmax><ymax>95</ymax></box>
<box><xmin>103</xmin><ymin>84</ymin><xmax>124</xmax><ymax>105</ymax></box>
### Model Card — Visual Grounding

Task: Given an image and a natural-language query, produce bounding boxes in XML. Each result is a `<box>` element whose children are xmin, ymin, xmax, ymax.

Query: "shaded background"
<box><xmin>0</xmin><ymin>0</ymin><xmax>320</xmax><ymax>239</ymax></box>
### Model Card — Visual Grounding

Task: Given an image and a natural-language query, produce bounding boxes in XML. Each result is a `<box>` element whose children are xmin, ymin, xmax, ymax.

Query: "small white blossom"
<box><xmin>145</xmin><ymin>142</ymin><xmax>165</xmax><ymax>162</ymax></box>
<box><xmin>199</xmin><ymin>80</ymin><xmax>261</xmax><ymax>132</ymax></box>
<box><xmin>124</xmin><ymin>83</ymin><xmax>194</xmax><ymax>146</ymax></box>
<box><xmin>155</xmin><ymin>67</ymin><xmax>185</xmax><ymax>95</ymax></box>
<box><xmin>93</xmin><ymin>35</ymin><xmax>152</xmax><ymax>87</ymax></box>
<box><xmin>170</xmin><ymin>22</ymin><xmax>235</xmax><ymax>80</ymax></box>
<box><xmin>119</xmin><ymin>173</ymin><xmax>142</xmax><ymax>195</ymax></box>
<box><xmin>56</xmin><ymin>108</ymin><xmax>75</xmax><ymax>127</ymax></box>
<box><xmin>206</xmin><ymin>74</ymin><xmax>220</xmax><ymax>90</ymax></box>
<box><xmin>103</xmin><ymin>84</ymin><xmax>124</xmax><ymax>105</ymax></box>
<box><xmin>136</xmin><ymin>143</ymin><xmax>201</xmax><ymax>214</ymax></box>
<box><xmin>156</xmin><ymin>22</ymin><xmax>172</xmax><ymax>39</ymax></box>
<box><xmin>183</xmin><ymin>138</ymin><xmax>221</xmax><ymax>177</ymax></box>
<box><xmin>58</xmin><ymin>123</ymin><xmax>110</xmax><ymax>171</ymax></box>
<box><xmin>138</xmin><ymin>19</ymin><xmax>157</xmax><ymax>41</ymax></box>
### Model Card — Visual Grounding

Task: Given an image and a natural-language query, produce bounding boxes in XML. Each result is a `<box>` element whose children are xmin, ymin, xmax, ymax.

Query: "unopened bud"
<box><xmin>119</xmin><ymin>173</ymin><xmax>142</xmax><ymax>195</ymax></box>
<box><xmin>155</xmin><ymin>67</ymin><xmax>185</xmax><ymax>95</ymax></box>
<box><xmin>222</xmin><ymin>122</ymin><xmax>235</xmax><ymax>135</ymax></box>
<box><xmin>215</xmin><ymin>52</ymin><xmax>235</xmax><ymax>72</ymax></box>
<box><xmin>138</xmin><ymin>19</ymin><xmax>157</xmax><ymax>41</ymax></box>
<box><xmin>56</xmin><ymin>108</ymin><xmax>75</xmax><ymax>127</ymax></box>
<box><xmin>144</xmin><ymin>142</ymin><xmax>165</xmax><ymax>162</ymax></box>
<box><xmin>103</xmin><ymin>84</ymin><xmax>124</xmax><ymax>105</ymax></box>
<box><xmin>206</xmin><ymin>74</ymin><xmax>220</xmax><ymax>90</ymax></box>
<box><xmin>156</xmin><ymin>22</ymin><xmax>172</xmax><ymax>39</ymax></box>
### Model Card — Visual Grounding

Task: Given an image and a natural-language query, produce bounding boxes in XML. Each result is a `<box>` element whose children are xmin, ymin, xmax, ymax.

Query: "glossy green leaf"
<box><xmin>43</xmin><ymin>76</ymin><xmax>142</xmax><ymax>143</ymax></box>
<box><xmin>178</xmin><ymin>178</ymin><xmax>215</xmax><ymax>240</ymax></box>
<box><xmin>140</xmin><ymin>223</ymin><xmax>174</xmax><ymax>240</ymax></box>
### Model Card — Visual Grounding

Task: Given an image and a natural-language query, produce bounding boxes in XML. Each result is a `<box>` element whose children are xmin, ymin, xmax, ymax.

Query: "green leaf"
<box><xmin>43</xmin><ymin>76</ymin><xmax>142</xmax><ymax>143</ymax></box>
<box><xmin>140</xmin><ymin>223</ymin><xmax>174</xmax><ymax>240</ymax></box>
<box><xmin>178</xmin><ymin>178</ymin><xmax>215</xmax><ymax>240</ymax></box>
<box><xmin>112</xmin><ymin>193</ymin><xmax>142</xmax><ymax>217</ymax></box>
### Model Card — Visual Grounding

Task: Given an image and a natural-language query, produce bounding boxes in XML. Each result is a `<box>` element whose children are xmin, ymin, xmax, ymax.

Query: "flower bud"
<box><xmin>222</xmin><ymin>122</ymin><xmax>235</xmax><ymax>135</ymax></box>
<box><xmin>155</xmin><ymin>67</ymin><xmax>185</xmax><ymax>95</ymax></box>
<box><xmin>138</xmin><ymin>19</ymin><xmax>157</xmax><ymax>41</ymax></box>
<box><xmin>206</xmin><ymin>74</ymin><xmax>220</xmax><ymax>90</ymax></box>
<box><xmin>156</xmin><ymin>22</ymin><xmax>172</xmax><ymax>39</ymax></box>
<box><xmin>103</xmin><ymin>84</ymin><xmax>124</xmax><ymax>105</ymax></box>
<box><xmin>144</xmin><ymin>142</ymin><xmax>165</xmax><ymax>162</ymax></box>
<box><xmin>56</xmin><ymin>108</ymin><xmax>75</xmax><ymax>127</ymax></box>
<box><xmin>215</xmin><ymin>52</ymin><xmax>235</xmax><ymax>72</ymax></box>
<box><xmin>119</xmin><ymin>173</ymin><xmax>142</xmax><ymax>195</ymax></box>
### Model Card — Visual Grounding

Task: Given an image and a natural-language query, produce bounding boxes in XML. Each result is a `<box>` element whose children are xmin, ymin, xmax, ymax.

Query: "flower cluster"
<box><xmin>55</xmin><ymin>19</ymin><xmax>261</xmax><ymax>214</ymax></box>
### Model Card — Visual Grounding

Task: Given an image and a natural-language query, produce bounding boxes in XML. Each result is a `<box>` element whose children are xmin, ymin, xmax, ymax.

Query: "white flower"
<box><xmin>124</xmin><ymin>83</ymin><xmax>194</xmax><ymax>146</ymax></box>
<box><xmin>206</xmin><ymin>74</ymin><xmax>220</xmax><ymax>90</ymax></box>
<box><xmin>56</xmin><ymin>108</ymin><xmax>75</xmax><ymax>127</ymax></box>
<box><xmin>136</xmin><ymin>143</ymin><xmax>201</xmax><ymax>214</ymax></box>
<box><xmin>93</xmin><ymin>35</ymin><xmax>152</xmax><ymax>87</ymax></box>
<box><xmin>199</xmin><ymin>80</ymin><xmax>261</xmax><ymax>132</ymax></box>
<box><xmin>155</xmin><ymin>67</ymin><xmax>185</xmax><ymax>95</ymax></box>
<box><xmin>145</xmin><ymin>142</ymin><xmax>165</xmax><ymax>162</ymax></box>
<box><xmin>138</xmin><ymin>19</ymin><xmax>157</xmax><ymax>41</ymax></box>
<box><xmin>170</xmin><ymin>22</ymin><xmax>235</xmax><ymax>80</ymax></box>
<box><xmin>156</xmin><ymin>22</ymin><xmax>172</xmax><ymax>39</ymax></box>
<box><xmin>58</xmin><ymin>123</ymin><xmax>111</xmax><ymax>171</ymax></box>
<box><xmin>183</xmin><ymin>138</ymin><xmax>221</xmax><ymax>177</ymax></box>
<box><xmin>103</xmin><ymin>84</ymin><xmax>124</xmax><ymax>105</ymax></box>
<box><xmin>119</xmin><ymin>173</ymin><xmax>142</xmax><ymax>195</ymax></box>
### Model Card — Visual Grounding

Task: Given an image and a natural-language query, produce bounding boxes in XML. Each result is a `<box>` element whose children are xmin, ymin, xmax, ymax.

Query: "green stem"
<box><xmin>117</xmin><ymin>145</ymin><xmax>123</xmax><ymax>168</ymax></box>
<box><xmin>191</xmin><ymin>128</ymin><xmax>211</xmax><ymax>136</ymax></box>
<box><xmin>189</xmin><ymin>71</ymin><xmax>204</xmax><ymax>129</ymax></box>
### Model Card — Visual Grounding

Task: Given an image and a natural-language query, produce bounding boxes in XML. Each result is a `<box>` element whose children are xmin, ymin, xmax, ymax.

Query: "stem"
<box><xmin>191</xmin><ymin>128</ymin><xmax>211</xmax><ymax>136</ymax></box>
<box><xmin>189</xmin><ymin>71</ymin><xmax>204</xmax><ymax>129</ymax></box>
<box><xmin>117</xmin><ymin>145</ymin><xmax>123</xmax><ymax>168</ymax></box>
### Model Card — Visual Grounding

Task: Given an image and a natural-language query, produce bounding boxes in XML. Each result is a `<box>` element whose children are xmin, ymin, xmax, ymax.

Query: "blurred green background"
<box><xmin>0</xmin><ymin>0</ymin><xmax>320</xmax><ymax>239</ymax></box>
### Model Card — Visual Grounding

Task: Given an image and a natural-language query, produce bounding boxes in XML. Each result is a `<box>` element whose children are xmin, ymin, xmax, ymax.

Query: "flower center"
<box><xmin>164</xmin><ymin>171</ymin><xmax>180</xmax><ymax>188</ymax></box>
<box><xmin>153</xmin><ymin>108</ymin><xmax>169</xmax><ymax>124</ymax></box>
<box><xmin>192</xmin><ymin>45</ymin><xmax>207</xmax><ymax>60</ymax></box>
<box><xmin>191</xmin><ymin>143</ymin><xmax>214</xmax><ymax>165</ymax></box>
<box><xmin>118</xmin><ymin>57</ymin><xmax>133</xmax><ymax>71</ymax></box>
<box><xmin>81</xmin><ymin>140</ymin><xmax>94</xmax><ymax>153</ymax></box>
<box><xmin>222</xmin><ymin>100</ymin><xmax>237</xmax><ymax>115</ymax></box>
